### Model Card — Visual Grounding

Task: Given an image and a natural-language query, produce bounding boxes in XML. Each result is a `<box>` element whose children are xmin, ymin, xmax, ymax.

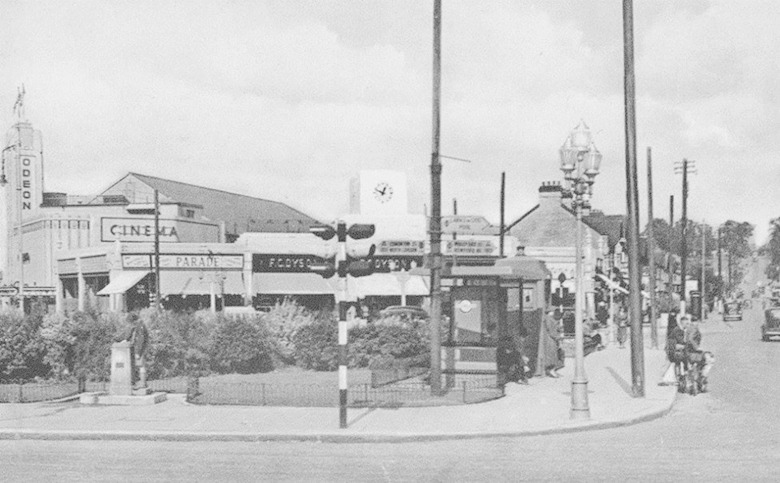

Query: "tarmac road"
<box><xmin>1</xmin><ymin>304</ymin><xmax>779</xmax><ymax>481</ymax></box>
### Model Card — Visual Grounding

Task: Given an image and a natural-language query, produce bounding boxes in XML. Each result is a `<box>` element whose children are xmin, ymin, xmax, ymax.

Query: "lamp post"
<box><xmin>0</xmin><ymin>143</ymin><xmax>25</xmax><ymax>313</ymax></box>
<box><xmin>559</xmin><ymin>120</ymin><xmax>602</xmax><ymax>420</ymax></box>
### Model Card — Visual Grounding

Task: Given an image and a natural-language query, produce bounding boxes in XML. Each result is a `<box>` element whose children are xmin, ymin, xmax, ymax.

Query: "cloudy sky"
<box><xmin>1</xmin><ymin>0</ymin><xmax>778</xmax><ymax>242</ymax></box>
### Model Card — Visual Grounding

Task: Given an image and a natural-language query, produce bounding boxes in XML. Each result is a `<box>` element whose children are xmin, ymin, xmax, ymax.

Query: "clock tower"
<box><xmin>349</xmin><ymin>170</ymin><xmax>408</xmax><ymax>216</ymax></box>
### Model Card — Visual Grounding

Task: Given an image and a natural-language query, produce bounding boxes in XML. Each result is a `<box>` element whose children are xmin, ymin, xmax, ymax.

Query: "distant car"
<box><xmin>378</xmin><ymin>305</ymin><xmax>429</xmax><ymax>320</ymax></box>
<box><xmin>762</xmin><ymin>308</ymin><xmax>780</xmax><ymax>341</ymax></box>
<box><xmin>723</xmin><ymin>302</ymin><xmax>743</xmax><ymax>322</ymax></box>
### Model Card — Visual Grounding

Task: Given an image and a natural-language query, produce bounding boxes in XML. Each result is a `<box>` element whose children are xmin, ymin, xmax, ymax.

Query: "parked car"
<box><xmin>762</xmin><ymin>308</ymin><xmax>780</xmax><ymax>341</ymax></box>
<box><xmin>723</xmin><ymin>302</ymin><xmax>743</xmax><ymax>322</ymax></box>
<box><xmin>378</xmin><ymin>305</ymin><xmax>429</xmax><ymax>320</ymax></box>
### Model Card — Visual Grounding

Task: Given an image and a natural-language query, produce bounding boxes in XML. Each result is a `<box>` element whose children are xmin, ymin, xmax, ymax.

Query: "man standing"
<box><xmin>539</xmin><ymin>309</ymin><xmax>564</xmax><ymax>377</ymax></box>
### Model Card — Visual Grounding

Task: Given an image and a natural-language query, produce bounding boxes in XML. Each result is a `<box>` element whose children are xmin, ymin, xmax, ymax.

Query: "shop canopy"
<box><xmin>253</xmin><ymin>273</ymin><xmax>336</xmax><ymax>295</ymax></box>
<box><xmin>97</xmin><ymin>271</ymin><xmax>150</xmax><ymax>295</ymax></box>
<box><xmin>160</xmin><ymin>271</ymin><xmax>246</xmax><ymax>296</ymax></box>
<box><xmin>346</xmin><ymin>273</ymin><xmax>429</xmax><ymax>298</ymax></box>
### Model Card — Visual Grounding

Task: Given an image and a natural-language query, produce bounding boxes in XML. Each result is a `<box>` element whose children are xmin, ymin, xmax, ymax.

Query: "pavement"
<box><xmin>0</xmin><ymin>332</ymin><xmax>680</xmax><ymax>443</ymax></box>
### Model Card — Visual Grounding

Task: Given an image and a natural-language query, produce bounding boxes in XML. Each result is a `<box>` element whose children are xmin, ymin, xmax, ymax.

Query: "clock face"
<box><xmin>373</xmin><ymin>182</ymin><xmax>393</xmax><ymax>203</ymax></box>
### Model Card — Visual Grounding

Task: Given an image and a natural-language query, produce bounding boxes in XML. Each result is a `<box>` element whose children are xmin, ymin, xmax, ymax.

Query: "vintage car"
<box><xmin>762</xmin><ymin>308</ymin><xmax>780</xmax><ymax>341</ymax></box>
<box><xmin>723</xmin><ymin>302</ymin><xmax>743</xmax><ymax>322</ymax></box>
<box><xmin>378</xmin><ymin>305</ymin><xmax>429</xmax><ymax>321</ymax></box>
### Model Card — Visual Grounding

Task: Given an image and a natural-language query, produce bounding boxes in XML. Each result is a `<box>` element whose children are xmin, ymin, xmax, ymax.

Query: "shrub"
<box><xmin>209</xmin><ymin>316</ymin><xmax>275</xmax><ymax>374</ymax></box>
<box><xmin>292</xmin><ymin>318</ymin><xmax>339</xmax><ymax>371</ymax></box>
<box><xmin>141</xmin><ymin>309</ymin><xmax>213</xmax><ymax>379</ymax></box>
<box><xmin>349</xmin><ymin>322</ymin><xmax>430</xmax><ymax>369</ymax></box>
<box><xmin>263</xmin><ymin>298</ymin><xmax>323</xmax><ymax>365</ymax></box>
<box><xmin>0</xmin><ymin>310</ymin><xmax>48</xmax><ymax>381</ymax></box>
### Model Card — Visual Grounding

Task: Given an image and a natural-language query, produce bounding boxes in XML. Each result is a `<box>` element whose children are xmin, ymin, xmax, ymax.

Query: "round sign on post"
<box><xmin>558</xmin><ymin>273</ymin><xmax>567</xmax><ymax>284</ymax></box>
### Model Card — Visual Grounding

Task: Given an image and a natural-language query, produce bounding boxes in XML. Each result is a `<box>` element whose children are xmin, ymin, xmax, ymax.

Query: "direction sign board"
<box><xmin>441</xmin><ymin>215</ymin><xmax>492</xmax><ymax>234</ymax></box>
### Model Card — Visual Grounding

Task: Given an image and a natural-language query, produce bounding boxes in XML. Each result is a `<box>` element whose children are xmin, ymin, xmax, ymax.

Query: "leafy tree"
<box><xmin>720</xmin><ymin>220</ymin><xmax>754</xmax><ymax>292</ymax></box>
<box><xmin>764</xmin><ymin>218</ymin><xmax>780</xmax><ymax>281</ymax></box>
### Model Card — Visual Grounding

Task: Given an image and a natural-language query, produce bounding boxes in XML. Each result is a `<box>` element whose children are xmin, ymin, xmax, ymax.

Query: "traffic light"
<box><xmin>308</xmin><ymin>222</ymin><xmax>376</xmax><ymax>278</ymax></box>
<box><xmin>310</xmin><ymin>224</ymin><xmax>337</xmax><ymax>240</ymax></box>
<box><xmin>308</xmin><ymin>261</ymin><xmax>336</xmax><ymax>279</ymax></box>
<box><xmin>346</xmin><ymin>223</ymin><xmax>375</xmax><ymax>240</ymax></box>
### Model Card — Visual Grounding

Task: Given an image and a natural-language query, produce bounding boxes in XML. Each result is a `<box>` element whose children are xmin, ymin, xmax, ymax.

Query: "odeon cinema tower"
<box><xmin>0</xmin><ymin>98</ymin><xmax>45</xmax><ymax>308</ymax></box>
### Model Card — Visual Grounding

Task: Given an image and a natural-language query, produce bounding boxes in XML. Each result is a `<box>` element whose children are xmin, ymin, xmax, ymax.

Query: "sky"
<box><xmin>1</xmin><ymin>0</ymin><xmax>778</xmax><ymax>243</ymax></box>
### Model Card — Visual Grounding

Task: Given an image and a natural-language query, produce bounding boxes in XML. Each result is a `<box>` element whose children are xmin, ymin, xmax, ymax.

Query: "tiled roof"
<box><xmin>106</xmin><ymin>173</ymin><xmax>319</xmax><ymax>236</ymax></box>
<box><xmin>582</xmin><ymin>211</ymin><xmax>627</xmax><ymax>249</ymax></box>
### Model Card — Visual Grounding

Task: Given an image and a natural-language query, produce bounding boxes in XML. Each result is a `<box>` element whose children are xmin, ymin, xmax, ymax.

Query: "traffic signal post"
<box><xmin>310</xmin><ymin>221</ymin><xmax>375</xmax><ymax>429</ymax></box>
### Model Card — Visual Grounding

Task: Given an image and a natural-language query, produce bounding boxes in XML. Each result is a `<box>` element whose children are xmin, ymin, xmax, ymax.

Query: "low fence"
<box><xmin>0</xmin><ymin>375</ymin><xmax>503</xmax><ymax>407</ymax></box>
<box><xmin>187</xmin><ymin>375</ymin><xmax>503</xmax><ymax>407</ymax></box>
<box><xmin>370</xmin><ymin>365</ymin><xmax>429</xmax><ymax>387</ymax></box>
<box><xmin>0</xmin><ymin>380</ymin><xmax>80</xmax><ymax>403</ymax></box>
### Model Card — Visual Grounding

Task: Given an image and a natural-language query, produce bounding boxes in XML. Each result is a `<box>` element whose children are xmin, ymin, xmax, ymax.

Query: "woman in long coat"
<box><xmin>538</xmin><ymin>309</ymin><xmax>563</xmax><ymax>377</ymax></box>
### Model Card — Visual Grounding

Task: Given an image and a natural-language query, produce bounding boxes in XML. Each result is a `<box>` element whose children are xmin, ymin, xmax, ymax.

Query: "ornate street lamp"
<box><xmin>559</xmin><ymin>120</ymin><xmax>602</xmax><ymax>420</ymax></box>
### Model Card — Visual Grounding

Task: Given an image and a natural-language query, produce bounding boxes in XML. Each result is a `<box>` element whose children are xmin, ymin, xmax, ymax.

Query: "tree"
<box><xmin>719</xmin><ymin>220</ymin><xmax>754</xmax><ymax>293</ymax></box>
<box><xmin>764</xmin><ymin>218</ymin><xmax>780</xmax><ymax>281</ymax></box>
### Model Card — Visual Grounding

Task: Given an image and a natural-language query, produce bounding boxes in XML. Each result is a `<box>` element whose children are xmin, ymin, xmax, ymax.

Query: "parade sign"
<box><xmin>252</xmin><ymin>254</ymin><xmax>329</xmax><ymax>273</ymax></box>
<box><xmin>122</xmin><ymin>254</ymin><xmax>244</xmax><ymax>270</ymax></box>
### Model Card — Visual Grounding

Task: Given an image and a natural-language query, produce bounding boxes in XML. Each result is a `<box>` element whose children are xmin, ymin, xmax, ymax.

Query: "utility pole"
<box><xmin>701</xmin><ymin>222</ymin><xmax>707</xmax><ymax>320</ymax></box>
<box><xmin>647</xmin><ymin>147</ymin><xmax>658</xmax><ymax>349</ymax></box>
<box><xmin>154</xmin><ymin>189</ymin><xmax>161</xmax><ymax>311</ymax></box>
<box><xmin>623</xmin><ymin>0</ymin><xmax>644</xmax><ymax>397</ymax></box>
<box><xmin>669</xmin><ymin>195</ymin><xmax>674</xmax><ymax>294</ymax></box>
<box><xmin>499</xmin><ymin>172</ymin><xmax>505</xmax><ymax>257</ymax></box>
<box><xmin>428</xmin><ymin>0</ymin><xmax>443</xmax><ymax>395</ymax></box>
<box><xmin>674</xmin><ymin>159</ymin><xmax>696</xmax><ymax>312</ymax></box>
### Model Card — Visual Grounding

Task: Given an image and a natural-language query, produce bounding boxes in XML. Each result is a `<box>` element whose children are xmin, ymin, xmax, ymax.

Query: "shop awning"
<box><xmin>253</xmin><ymin>273</ymin><xmax>336</xmax><ymax>295</ymax></box>
<box><xmin>160</xmin><ymin>271</ymin><xmax>246</xmax><ymax>296</ymax></box>
<box><xmin>596</xmin><ymin>273</ymin><xmax>629</xmax><ymax>294</ymax></box>
<box><xmin>97</xmin><ymin>271</ymin><xmax>149</xmax><ymax>295</ymax></box>
<box><xmin>347</xmin><ymin>273</ymin><xmax>429</xmax><ymax>298</ymax></box>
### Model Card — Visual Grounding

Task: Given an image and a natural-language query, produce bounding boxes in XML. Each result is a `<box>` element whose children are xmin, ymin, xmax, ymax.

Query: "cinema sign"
<box><xmin>102</xmin><ymin>217</ymin><xmax>180</xmax><ymax>243</ymax></box>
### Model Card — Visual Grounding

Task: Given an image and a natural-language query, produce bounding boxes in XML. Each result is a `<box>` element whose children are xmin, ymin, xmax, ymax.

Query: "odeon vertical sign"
<box><xmin>21</xmin><ymin>156</ymin><xmax>34</xmax><ymax>210</ymax></box>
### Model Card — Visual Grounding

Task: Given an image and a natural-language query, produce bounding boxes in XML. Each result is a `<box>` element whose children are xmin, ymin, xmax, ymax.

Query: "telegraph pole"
<box><xmin>428</xmin><ymin>0</ymin><xmax>443</xmax><ymax>395</ymax></box>
<box><xmin>674</xmin><ymin>159</ymin><xmax>696</xmax><ymax>312</ymax></box>
<box><xmin>499</xmin><ymin>172</ymin><xmax>505</xmax><ymax>257</ymax></box>
<box><xmin>154</xmin><ymin>189</ymin><xmax>161</xmax><ymax>311</ymax></box>
<box><xmin>669</xmin><ymin>195</ymin><xmax>674</xmax><ymax>294</ymax></box>
<box><xmin>701</xmin><ymin>222</ymin><xmax>707</xmax><ymax>320</ymax></box>
<box><xmin>623</xmin><ymin>0</ymin><xmax>644</xmax><ymax>397</ymax></box>
<box><xmin>647</xmin><ymin>147</ymin><xmax>658</xmax><ymax>349</ymax></box>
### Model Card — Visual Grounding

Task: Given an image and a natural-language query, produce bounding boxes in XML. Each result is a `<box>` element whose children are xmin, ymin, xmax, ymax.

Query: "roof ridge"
<box><xmin>129</xmin><ymin>172</ymin><xmax>285</xmax><ymax>205</ymax></box>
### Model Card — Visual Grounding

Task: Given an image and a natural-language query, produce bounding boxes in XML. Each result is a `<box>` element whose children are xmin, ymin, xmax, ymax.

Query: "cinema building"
<box><xmin>2</xmin><ymin>118</ymin><xmax>523</xmax><ymax>315</ymax></box>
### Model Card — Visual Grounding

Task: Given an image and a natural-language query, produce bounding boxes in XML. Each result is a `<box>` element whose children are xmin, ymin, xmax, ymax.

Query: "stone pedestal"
<box><xmin>110</xmin><ymin>340</ymin><xmax>134</xmax><ymax>396</ymax></box>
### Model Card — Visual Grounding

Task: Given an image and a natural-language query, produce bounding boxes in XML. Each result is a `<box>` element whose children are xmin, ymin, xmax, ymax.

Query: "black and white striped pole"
<box><xmin>336</xmin><ymin>221</ymin><xmax>349</xmax><ymax>429</ymax></box>
<box><xmin>310</xmin><ymin>221</ymin><xmax>375</xmax><ymax>429</ymax></box>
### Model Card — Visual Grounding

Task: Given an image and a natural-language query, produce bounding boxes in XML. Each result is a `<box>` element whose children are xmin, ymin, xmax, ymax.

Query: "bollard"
<box><xmin>462</xmin><ymin>381</ymin><xmax>467</xmax><ymax>403</ymax></box>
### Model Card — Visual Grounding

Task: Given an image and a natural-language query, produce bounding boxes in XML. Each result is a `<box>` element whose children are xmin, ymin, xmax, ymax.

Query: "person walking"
<box><xmin>616</xmin><ymin>304</ymin><xmax>629</xmax><ymax>348</ymax></box>
<box><xmin>539</xmin><ymin>309</ymin><xmax>564</xmax><ymax>377</ymax></box>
